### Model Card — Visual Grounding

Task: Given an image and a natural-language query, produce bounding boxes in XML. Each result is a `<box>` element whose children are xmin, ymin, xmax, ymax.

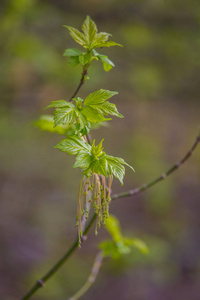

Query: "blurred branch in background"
<box><xmin>69</xmin><ymin>251</ymin><xmax>103</xmax><ymax>300</ymax></box>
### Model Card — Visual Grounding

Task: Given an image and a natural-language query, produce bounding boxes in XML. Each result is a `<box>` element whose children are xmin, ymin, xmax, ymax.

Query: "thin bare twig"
<box><xmin>111</xmin><ymin>134</ymin><xmax>200</xmax><ymax>200</ymax></box>
<box><xmin>20</xmin><ymin>134</ymin><xmax>200</xmax><ymax>300</ymax></box>
<box><xmin>69</xmin><ymin>251</ymin><xmax>103</xmax><ymax>300</ymax></box>
<box><xmin>69</xmin><ymin>66</ymin><xmax>88</xmax><ymax>102</ymax></box>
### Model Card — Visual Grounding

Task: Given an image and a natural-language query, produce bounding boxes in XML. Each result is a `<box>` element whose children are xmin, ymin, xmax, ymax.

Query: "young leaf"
<box><xmin>104</xmin><ymin>155</ymin><xmax>134</xmax><ymax>185</ymax></box>
<box><xmin>124</xmin><ymin>238</ymin><xmax>149</xmax><ymax>254</ymax></box>
<box><xmin>53</xmin><ymin>107</ymin><xmax>77</xmax><ymax>127</ymax></box>
<box><xmin>91</xmin><ymin>139</ymin><xmax>104</xmax><ymax>157</ymax></box>
<box><xmin>64</xmin><ymin>16</ymin><xmax>122</xmax><ymax>55</ymax></box>
<box><xmin>105</xmin><ymin>215</ymin><xmax>122</xmax><ymax>243</ymax></box>
<box><xmin>78</xmin><ymin>52</ymin><xmax>92</xmax><ymax>66</ymax></box>
<box><xmin>92</xmin><ymin>101</ymin><xmax>123</xmax><ymax>118</ymax></box>
<box><xmin>34</xmin><ymin>115</ymin><xmax>67</xmax><ymax>135</ymax></box>
<box><xmin>64</xmin><ymin>25</ymin><xmax>87</xmax><ymax>48</ymax></box>
<box><xmin>73</xmin><ymin>150</ymin><xmax>92</xmax><ymax>169</ymax></box>
<box><xmin>94</xmin><ymin>41</ymin><xmax>123</xmax><ymax>48</ymax></box>
<box><xmin>97</xmin><ymin>54</ymin><xmax>115</xmax><ymax>67</ymax></box>
<box><xmin>54</xmin><ymin>136</ymin><xmax>91</xmax><ymax>154</ymax></box>
<box><xmin>80</xmin><ymin>121</ymin><xmax>91</xmax><ymax>136</ymax></box>
<box><xmin>45</xmin><ymin>100</ymin><xmax>73</xmax><ymax>109</ymax></box>
<box><xmin>103</xmin><ymin>62</ymin><xmax>113</xmax><ymax>72</ymax></box>
<box><xmin>67</xmin><ymin>56</ymin><xmax>80</xmax><ymax>67</ymax></box>
<box><xmin>90</xmin><ymin>121</ymin><xmax>109</xmax><ymax>129</ymax></box>
<box><xmin>63</xmin><ymin>48</ymin><xmax>83</xmax><ymax>56</ymax></box>
<box><xmin>107</xmin><ymin>159</ymin><xmax>125</xmax><ymax>185</ymax></box>
<box><xmin>90</xmin><ymin>156</ymin><xmax>108</xmax><ymax>177</ymax></box>
<box><xmin>94</xmin><ymin>32</ymin><xmax>111</xmax><ymax>45</ymax></box>
<box><xmin>95</xmin><ymin>54</ymin><xmax>115</xmax><ymax>72</ymax></box>
<box><xmin>111</xmin><ymin>156</ymin><xmax>135</xmax><ymax>172</ymax></box>
<box><xmin>99</xmin><ymin>241</ymin><xmax>121</xmax><ymax>259</ymax></box>
<box><xmin>82</xmin><ymin>15</ymin><xmax>97</xmax><ymax>46</ymax></box>
<box><xmin>75</xmin><ymin>111</ymin><xmax>88</xmax><ymax>130</ymax></box>
<box><xmin>84</xmin><ymin>89</ymin><xmax>118</xmax><ymax>105</ymax></box>
<box><xmin>81</xmin><ymin>106</ymin><xmax>110</xmax><ymax>123</ymax></box>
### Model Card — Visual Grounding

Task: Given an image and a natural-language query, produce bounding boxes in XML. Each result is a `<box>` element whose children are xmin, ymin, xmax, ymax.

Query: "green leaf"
<box><xmin>97</xmin><ymin>54</ymin><xmax>115</xmax><ymax>67</ymax></box>
<box><xmin>64</xmin><ymin>17</ymin><xmax>122</xmax><ymax>53</ymax></box>
<box><xmin>94</xmin><ymin>41</ymin><xmax>123</xmax><ymax>48</ymax></box>
<box><xmin>64</xmin><ymin>25</ymin><xmax>87</xmax><ymax>47</ymax></box>
<box><xmin>104</xmin><ymin>155</ymin><xmax>134</xmax><ymax>185</ymax></box>
<box><xmin>99</xmin><ymin>237</ymin><xmax>148</xmax><ymax>259</ymax></box>
<box><xmin>67</xmin><ymin>56</ymin><xmax>80</xmax><ymax>67</ymax></box>
<box><xmin>103</xmin><ymin>62</ymin><xmax>113</xmax><ymax>72</ymax></box>
<box><xmin>116</xmin><ymin>241</ymin><xmax>131</xmax><ymax>255</ymax></box>
<box><xmin>82</xmin><ymin>106</ymin><xmax>110</xmax><ymax>123</ymax></box>
<box><xmin>53</xmin><ymin>107</ymin><xmax>77</xmax><ymax>127</ymax></box>
<box><xmin>73</xmin><ymin>150</ymin><xmax>92</xmax><ymax>169</ymax></box>
<box><xmin>99</xmin><ymin>241</ymin><xmax>121</xmax><ymax>259</ymax></box>
<box><xmin>93</xmin><ymin>32</ymin><xmax>111</xmax><ymax>45</ymax></box>
<box><xmin>90</xmin><ymin>156</ymin><xmax>108</xmax><ymax>177</ymax></box>
<box><xmin>101</xmin><ymin>215</ymin><xmax>148</xmax><ymax>258</ymax></box>
<box><xmin>84</xmin><ymin>89</ymin><xmax>118</xmax><ymax>105</ymax></box>
<box><xmin>91</xmin><ymin>139</ymin><xmax>104</xmax><ymax>157</ymax></box>
<box><xmin>105</xmin><ymin>215</ymin><xmax>122</xmax><ymax>242</ymax></box>
<box><xmin>78</xmin><ymin>52</ymin><xmax>92</xmax><ymax>65</ymax></box>
<box><xmin>90</xmin><ymin>121</ymin><xmax>109</xmax><ymax>129</ymax></box>
<box><xmin>45</xmin><ymin>100</ymin><xmax>73</xmax><ymax>109</ymax></box>
<box><xmin>45</xmin><ymin>101</ymin><xmax>78</xmax><ymax>128</ymax></box>
<box><xmin>54</xmin><ymin>136</ymin><xmax>91</xmax><ymax>155</ymax></box>
<box><xmin>93</xmin><ymin>101</ymin><xmax>123</xmax><ymax>118</ymax></box>
<box><xmin>75</xmin><ymin>111</ymin><xmax>88</xmax><ymax>130</ymax></box>
<box><xmin>33</xmin><ymin>115</ymin><xmax>67</xmax><ymax>135</ymax></box>
<box><xmin>105</xmin><ymin>155</ymin><xmax>126</xmax><ymax>185</ymax></box>
<box><xmin>80</xmin><ymin>121</ymin><xmax>91</xmax><ymax>136</ymax></box>
<box><xmin>63</xmin><ymin>48</ymin><xmax>83</xmax><ymax>56</ymax></box>
<box><xmin>73</xmin><ymin>97</ymin><xmax>84</xmax><ymax>103</ymax></box>
<box><xmin>78</xmin><ymin>54</ymin><xmax>85</xmax><ymax>65</ymax></box>
<box><xmin>123</xmin><ymin>238</ymin><xmax>149</xmax><ymax>254</ymax></box>
<box><xmin>95</xmin><ymin>54</ymin><xmax>115</xmax><ymax>72</ymax></box>
<box><xmin>112</xmin><ymin>156</ymin><xmax>135</xmax><ymax>172</ymax></box>
<box><xmin>82</xmin><ymin>15</ymin><xmax>97</xmax><ymax>47</ymax></box>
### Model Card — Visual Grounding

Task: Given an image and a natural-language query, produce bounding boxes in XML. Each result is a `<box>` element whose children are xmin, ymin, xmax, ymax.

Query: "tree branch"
<box><xmin>69</xmin><ymin>251</ymin><xmax>103</xmax><ymax>300</ymax></box>
<box><xmin>111</xmin><ymin>134</ymin><xmax>200</xmax><ymax>200</ymax></box>
<box><xmin>20</xmin><ymin>133</ymin><xmax>200</xmax><ymax>300</ymax></box>
<box><xmin>20</xmin><ymin>214</ymin><xmax>96</xmax><ymax>300</ymax></box>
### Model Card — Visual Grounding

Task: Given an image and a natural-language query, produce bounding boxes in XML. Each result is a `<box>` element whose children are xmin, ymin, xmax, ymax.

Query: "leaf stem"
<box><xmin>20</xmin><ymin>134</ymin><xmax>200</xmax><ymax>300</ymax></box>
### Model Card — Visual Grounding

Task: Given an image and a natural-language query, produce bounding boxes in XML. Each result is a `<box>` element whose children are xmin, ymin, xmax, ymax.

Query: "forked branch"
<box><xmin>20</xmin><ymin>133</ymin><xmax>200</xmax><ymax>300</ymax></box>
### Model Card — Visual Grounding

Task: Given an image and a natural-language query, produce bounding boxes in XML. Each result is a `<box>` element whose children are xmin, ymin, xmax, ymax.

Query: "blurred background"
<box><xmin>0</xmin><ymin>0</ymin><xmax>200</xmax><ymax>299</ymax></box>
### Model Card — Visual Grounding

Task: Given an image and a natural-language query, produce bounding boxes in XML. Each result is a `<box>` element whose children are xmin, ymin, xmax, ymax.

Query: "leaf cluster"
<box><xmin>45</xmin><ymin>89</ymin><xmax>123</xmax><ymax>136</ymax></box>
<box><xmin>55</xmin><ymin>136</ymin><xmax>134</xmax><ymax>184</ymax></box>
<box><xmin>63</xmin><ymin>16</ymin><xmax>122</xmax><ymax>71</ymax></box>
<box><xmin>99</xmin><ymin>215</ymin><xmax>149</xmax><ymax>259</ymax></box>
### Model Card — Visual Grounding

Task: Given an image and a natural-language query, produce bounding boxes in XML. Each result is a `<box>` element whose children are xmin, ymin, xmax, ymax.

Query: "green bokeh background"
<box><xmin>0</xmin><ymin>1</ymin><xmax>200</xmax><ymax>300</ymax></box>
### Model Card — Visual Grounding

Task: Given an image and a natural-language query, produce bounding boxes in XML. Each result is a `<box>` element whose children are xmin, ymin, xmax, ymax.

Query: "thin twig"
<box><xmin>69</xmin><ymin>67</ymin><xmax>88</xmax><ymax>102</ymax></box>
<box><xmin>20</xmin><ymin>134</ymin><xmax>200</xmax><ymax>300</ymax></box>
<box><xmin>111</xmin><ymin>134</ymin><xmax>200</xmax><ymax>200</ymax></box>
<box><xmin>69</xmin><ymin>251</ymin><xmax>103</xmax><ymax>300</ymax></box>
